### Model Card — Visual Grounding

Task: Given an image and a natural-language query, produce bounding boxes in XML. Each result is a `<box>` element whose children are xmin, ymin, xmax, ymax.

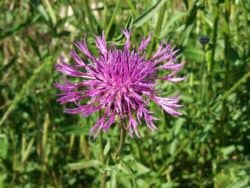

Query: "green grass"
<box><xmin>0</xmin><ymin>0</ymin><xmax>250</xmax><ymax>187</ymax></box>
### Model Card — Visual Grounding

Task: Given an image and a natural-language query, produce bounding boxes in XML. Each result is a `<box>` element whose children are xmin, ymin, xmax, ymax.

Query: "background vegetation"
<box><xmin>0</xmin><ymin>0</ymin><xmax>250</xmax><ymax>187</ymax></box>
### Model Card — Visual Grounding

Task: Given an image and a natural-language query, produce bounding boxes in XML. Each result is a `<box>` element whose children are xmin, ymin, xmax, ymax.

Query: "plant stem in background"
<box><xmin>41</xmin><ymin>113</ymin><xmax>50</xmax><ymax>188</ymax></box>
<box><xmin>105</xmin><ymin>0</ymin><xmax>121</xmax><ymax>37</ymax></box>
<box><xmin>99</xmin><ymin>132</ymin><xmax>106</xmax><ymax>188</ymax></box>
<box><xmin>210</xmin><ymin>5</ymin><xmax>219</xmax><ymax>77</ymax></box>
<box><xmin>154</xmin><ymin>2</ymin><xmax>166</xmax><ymax>38</ymax></box>
<box><xmin>207</xmin><ymin>4</ymin><xmax>219</xmax><ymax>106</ymax></box>
<box><xmin>201</xmin><ymin>44</ymin><xmax>207</xmax><ymax>107</ymax></box>
<box><xmin>68</xmin><ymin>135</ymin><xmax>75</xmax><ymax>154</ymax></box>
<box><xmin>198</xmin><ymin>35</ymin><xmax>210</xmax><ymax>110</ymax></box>
<box><xmin>149</xmin><ymin>2</ymin><xmax>167</xmax><ymax>54</ymax></box>
<box><xmin>42</xmin><ymin>0</ymin><xmax>56</xmax><ymax>25</ymax></box>
<box><xmin>220</xmin><ymin>0</ymin><xmax>231</xmax><ymax>145</ymax></box>
<box><xmin>99</xmin><ymin>122</ymin><xmax>126</xmax><ymax>188</ymax></box>
<box><xmin>103</xmin><ymin>0</ymin><xmax>108</xmax><ymax>28</ymax></box>
<box><xmin>83</xmin><ymin>0</ymin><xmax>95</xmax><ymax>33</ymax></box>
<box><xmin>153</xmin><ymin>2</ymin><xmax>168</xmax><ymax>124</ymax></box>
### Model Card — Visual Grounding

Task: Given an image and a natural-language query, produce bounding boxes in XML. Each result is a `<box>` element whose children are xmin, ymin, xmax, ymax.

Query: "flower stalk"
<box><xmin>114</xmin><ymin>124</ymin><xmax>126</xmax><ymax>160</ymax></box>
<box><xmin>99</xmin><ymin>132</ymin><xmax>107</xmax><ymax>188</ymax></box>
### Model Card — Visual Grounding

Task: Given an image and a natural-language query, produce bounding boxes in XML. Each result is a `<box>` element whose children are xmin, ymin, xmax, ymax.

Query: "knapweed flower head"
<box><xmin>55</xmin><ymin>30</ymin><xmax>184</xmax><ymax>137</ymax></box>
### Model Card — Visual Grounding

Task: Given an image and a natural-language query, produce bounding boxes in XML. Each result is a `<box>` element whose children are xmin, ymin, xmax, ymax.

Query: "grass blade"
<box><xmin>133</xmin><ymin>0</ymin><xmax>166</xmax><ymax>28</ymax></box>
<box><xmin>0</xmin><ymin>56</ymin><xmax>54</xmax><ymax>126</ymax></box>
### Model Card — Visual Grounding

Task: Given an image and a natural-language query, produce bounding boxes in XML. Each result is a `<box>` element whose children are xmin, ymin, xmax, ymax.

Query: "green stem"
<box><xmin>42</xmin><ymin>0</ymin><xmax>56</xmax><ymax>25</ymax></box>
<box><xmin>99</xmin><ymin>132</ymin><xmax>106</xmax><ymax>188</ymax></box>
<box><xmin>103</xmin><ymin>0</ymin><xmax>108</xmax><ymax>28</ymax></box>
<box><xmin>154</xmin><ymin>2</ymin><xmax>166</xmax><ymax>36</ymax></box>
<box><xmin>114</xmin><ymin>125</ymin><xmax>126</xmax><ymax>160</ymax></box>
<box><xmin>208</xmin><ymin>4</ymin><xmax>219</xmax><ymax>106</ymax></box>
<box><xmin>220</xmin><ymin>0</ymin><xmax>231</xmax><ymax>145</ymax></box>
<box><xmin>83</xmin><ymin>0</ymin><xmax>95</xmax><ymax>32</ymax></box>
<box><xmin>149</xmin><ymin>2</ymin><xmax>166</xmax><ymax>54</ymax></box>
<box><xmin>201</xmin><ymin>46</ymin><xmax>207</xmax><ymax>107</ymax></box>
<box><xmin>210</xmin><ymin>5</ymin><xmax>219</xmax><ymax>75</ymax></box>
<box><xmin>105</xmin><ymin>0</ymin><xmax>121</xmax><ymax>37</ymax></box>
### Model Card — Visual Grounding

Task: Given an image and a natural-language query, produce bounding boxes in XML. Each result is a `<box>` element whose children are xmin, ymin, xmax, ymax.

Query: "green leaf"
<box><xmin>103</xmin><ymin>139</ymin><xmax>111</xmax><ymax>157</ymax></box>
<box><xmin>182</xmin><ymin>0</ymin><xmax>189</xmax><ymax>9</ymax></box>
<box><xmin>67</xmin><ymin>160</ymin><xmax>101</xmax><ymax>170</ymax></box>
<box><xmin>60</xmin><ymin>125</ymin><xmax>89</xmax><ymax>136</ymax></box>
<box><xmin>161</xmin><ymin>182</ymin><xmax>179</xmax><ymax>188</ymax></box>
<box><xmin>220</xmin><ymin>145</ymin><xmax>236</xmax><ymax>156</ymax></box>
<box><xmin>173</xmin><ymin>118</ymin><xmax>184</xmax><ymax>135</ymax></box>
<box><xmin>37</xmin><ymin>5</ymin><xmax>49</xmax><ymax>22</ymax></box>
<box><xmin>133</xmin><ymin>0</ymin><xmax>166</xmax><ymax>28</ymax></box>
<box><xmin>0</xmin><ymin>173</ymin><xmax>7</xmax><ymax>188</ymax></box>
<box><xmin>160</xmin><ymin>12</ymin><xmax>186</xmax><ymax>38</ymax></box>
<box><xmin>107</xmin><ymin>169</ymin><xmax>117</xmax><ymax>188</ymax></box>
<box><xmin>185</xmin><ymin>0</ymin><xmax>199</xmax><ymax>28</ymax></box>
<box><xmin>183</xmin><ymin>46</ymin><xmax>204</xmax><ymax>62</ymax></box>
<box><xmin>105</xmin><ymin>0</ymin><xmax>121</xmax><ymax>37</ymax></box>
<box><xmin>169</xmin><ymin>140</ymin><xmax>178</xmax><ymax>156</ymax></box>
<box><xmin>42</xmin><ymin>0</ymin><xmax>57</xmax><ymax>25</ymax></box>
<box><xmin>134</xmin><ymin>161</ymin><xmax>151</xmax><ymax>175</ymax></box>
<box><xmin>0</xmin><ymin>135</ymin><xmax>8</xmax><ymax>158</ymax></box>
<box><xmin>228</xmin><ymin>179</ymin><xmax>249</xmax><ymax>188</ymax></box>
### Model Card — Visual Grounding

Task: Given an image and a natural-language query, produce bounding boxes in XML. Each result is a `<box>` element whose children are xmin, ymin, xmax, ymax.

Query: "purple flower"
<box><xmin>55</xmin><ymin>30</ymin><xmax>184</xmax><ymax>137</ymax></box>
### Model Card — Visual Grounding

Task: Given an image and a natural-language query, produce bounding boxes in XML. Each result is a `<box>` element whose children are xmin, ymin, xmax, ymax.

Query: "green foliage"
<box><xmin>0</xmin><ymin>0</ymin><xmax>250</xmax><ymax>187</ymax></box>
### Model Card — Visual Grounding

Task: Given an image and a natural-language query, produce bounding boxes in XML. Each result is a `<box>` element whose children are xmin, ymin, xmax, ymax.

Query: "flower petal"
<box><xmin>152</xmin><ymin>96</ymin><xmax>182</xmax><ymax>116</ymax></box>
<box><xmin>95</xmin><ymin>31</ymin><xmax>107</xmax><ymax>57</ymax></box>
<box><xmin>138</xmin><ymin>33</ymin><xmax>151</xmax><ymax>52</ymax></box>
<box><xmin>122</xmin><ymin>29</ymin><xmax>131</xmax><ymax>50</ymax></box>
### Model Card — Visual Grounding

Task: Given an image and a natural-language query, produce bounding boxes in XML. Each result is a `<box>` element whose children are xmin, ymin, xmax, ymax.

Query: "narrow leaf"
<box><xmin>67</xmin><ymin>160</ymin><xmax>101</xmax><ymax>170</ymax></box>
<box><xmin>134</xmin><ymin>0</ymin><xmax>166</xmax><ymax>28</ymax></box>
